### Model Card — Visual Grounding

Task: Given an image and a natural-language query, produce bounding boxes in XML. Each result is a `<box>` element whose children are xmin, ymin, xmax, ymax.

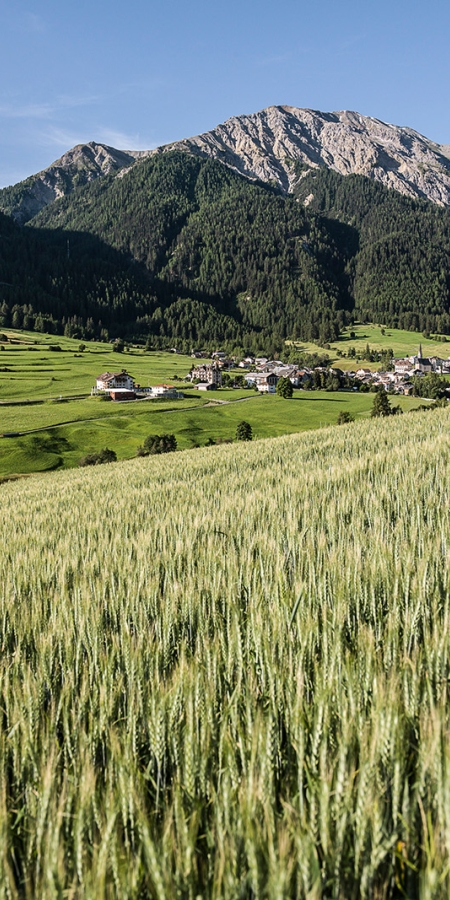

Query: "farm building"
<box><xmin>109</xmin><ymin>389</ymin><xmax>136</xmax><ymax>402</ymax></box>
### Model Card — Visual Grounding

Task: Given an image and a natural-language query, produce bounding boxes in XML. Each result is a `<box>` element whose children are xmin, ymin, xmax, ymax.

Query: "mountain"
<box><xmin>151</xmin><ymin>106</ymin><xmax>450</xmax><ymax>205</ymax></box>
<box><xmin>2</xmin><ymin>106</ymin><xmax>450</xmax><ymax>225</ymax></box>
<box><xmin>0</xmin><ymin>153</ymin><xmax>352</xmax><ymax>349</ymax></box>
<box><xmin>0</xmin><ymin>143</ymin><xmax>150</xmax><ymax>225</ymax></box>
<box><xmin>2</xmin><ymin>152</ymin><xmax>450</xmax><ymax>350</ymax></box>
<box><xmin>1</xmin><ymin>107</ymin><xmax>450</xmax><ymax>349</ymax></box>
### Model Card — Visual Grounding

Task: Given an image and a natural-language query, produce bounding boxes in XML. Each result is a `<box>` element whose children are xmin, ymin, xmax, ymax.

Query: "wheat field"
<box><xmin>1</xmin><ymin>411</ymin><xmax>450</xmax><ymax>898</ymax></box>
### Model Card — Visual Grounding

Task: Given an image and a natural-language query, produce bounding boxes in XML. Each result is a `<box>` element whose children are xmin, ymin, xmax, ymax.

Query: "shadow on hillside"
<box><xmin>291</xmin><ymin>395</ymin><xmax>347</xmax><ymax>402</ymax></box>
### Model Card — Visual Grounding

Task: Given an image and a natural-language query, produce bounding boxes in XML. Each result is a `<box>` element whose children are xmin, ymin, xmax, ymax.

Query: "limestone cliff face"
<box><xmin>2</xmin><ymin>106</ymin><xmax>450</xmax><ymax>223</ymax></box>
<box><xmin>0</xmin><ymin>143</ymin><xmax>148</xmax><ymax>224</ymax></box>
<box><xmin>153</xmin><ymin>106</ymin><xmax>450</xmax><ymax>205</ymax></box>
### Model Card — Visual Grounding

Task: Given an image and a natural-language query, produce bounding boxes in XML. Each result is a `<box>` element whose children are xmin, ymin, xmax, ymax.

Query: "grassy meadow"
<box><xmin>1</xmin><ymin>410</ymin><xmax>450</xmax><ymax>896</ymax></box>
<box><xmin>290</xmin><ymin>324</ymin><xmax>450</xmax><ymax>371</ymax></box>
<box><xmin>0</xmin><ymin>327</ymin><xmax>436</xmax><ymax>477</ymax></box>
<box><xmin>0</xmin><ymin>391</ymin><xmax>431</xmax><ymax>478</ymax></box>
<box><xmin>0</xmin><ymin>331</ymin><xmax>195</xmax><ymax>401</ymax></box>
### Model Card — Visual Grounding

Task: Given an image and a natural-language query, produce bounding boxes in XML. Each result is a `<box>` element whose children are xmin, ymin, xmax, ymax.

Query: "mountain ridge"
<box><xmin>2</xmin><ymin>105</ymin><xmax>450</xmax><ymax>224</ymax></box>
<box><xmin>0</xmin><ymin>142</ymin><xmax>151</xmax><ymax>224</ymax></box>
<box><xmin>152</xmin><ymin>105</ymin><xmax>450</xmax><ymax>204</ymax></box>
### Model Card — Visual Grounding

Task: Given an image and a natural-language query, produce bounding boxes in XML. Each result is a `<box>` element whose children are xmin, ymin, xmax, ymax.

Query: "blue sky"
<box><xmin>1</xmin><ymin>0</ymin><xmax>449</xmax><ymax>187</ymax></box>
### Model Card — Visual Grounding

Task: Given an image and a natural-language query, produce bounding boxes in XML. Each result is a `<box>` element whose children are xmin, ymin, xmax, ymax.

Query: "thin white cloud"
<box><xmin>0</xmin><ymin>102</ymin><xmax>54</xmax><ymax>119</ymax></box>
<box><xmin>38</xmin><ymin>125</ymin><xmax>156</xmax><ymax>152</ymax></box>
<box><xmin>37</xmin><ymin>127</ymin><xmax>91</xmax><ymax>149</ymax></box>
<box><xmin>0</xmin><ymin>94</ymin><xmax>102</xmax><ymax>120</ymax></box>
<box><xmin>57</xmin><ymin>93</ymin><xmax>103</xmax><ymax>110</ymax></box>
<box><xmin>22</xmin><ymin>12</ymin><xmax>46</xmax><ymax>34</ymax></box>
<box><xmin>95</xmin><ymin>128</ymin><xmax>156</xmax><ymax>150</ymax></box>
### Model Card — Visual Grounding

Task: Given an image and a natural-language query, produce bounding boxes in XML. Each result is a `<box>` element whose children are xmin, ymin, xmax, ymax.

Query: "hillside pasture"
<box><xmin>290</xmin><ymin>323</ymin><xmax>450</xmax><ymax>370</ymax></box>
<box><xmin>0</xmin><ymin>330</ymin><xmax>195</xmax><ymax>400</ymax></box>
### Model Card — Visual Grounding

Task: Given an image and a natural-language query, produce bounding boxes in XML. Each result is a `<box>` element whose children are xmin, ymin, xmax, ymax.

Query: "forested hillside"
<box><xmin>0</xmin><ymin>209</ymin><xmax>156</xmax><ymax>339</ymax></box>
<box><xmin>1</xmin><ymin>154</ymin><xmax>353</xmax><ymax>350</ymax></box>
<box><xmin>1</xmin><ymin>151</ymin><xmax>450</xmax><ymax>348</ymax></box>
<box><xmin>295</xmin><ymin>167</ymin><xmax>450</xmax><ymax>333</ymax></box>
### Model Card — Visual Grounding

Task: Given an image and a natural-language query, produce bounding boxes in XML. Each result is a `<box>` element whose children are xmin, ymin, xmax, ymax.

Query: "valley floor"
<box><xmin>0</xmin><ymin>328</ymin><xmax>437</xmax><ymax>477</ymax></box>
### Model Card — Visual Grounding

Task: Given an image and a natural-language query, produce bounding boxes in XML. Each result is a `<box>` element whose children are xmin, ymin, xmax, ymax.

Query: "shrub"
<box><xmin>337</xmin><ymin>411</ymin><xmax>355</xmax><ymax>424</ymax></box>
<box><xmin>137</xmin><ymin>434</ymin><xmax>177</xmax><ymax>456</ymax></box>
<box><xmin>78</xmin><ymin>448</ymin><xmax>117</xmax><ymax>466</ymax></box>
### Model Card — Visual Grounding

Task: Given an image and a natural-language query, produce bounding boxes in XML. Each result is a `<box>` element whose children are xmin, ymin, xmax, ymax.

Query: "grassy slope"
<box><xmin>2</xmin><ymin>325</ymin><xmax>447</xmax><ymax>401</ymax></box>
<box><xmin>1</xmin><ymin>411</ymin><xmax>450</xmax><ymax>895</ymax></box>
<box><xmin>0</xmin><ymin>334</ymin><xmax>195</xmax><ymax>401</ymax></box>
<box><xmin>0</xmin><ymin>392</ymin><xmax>431</xmax><ymax>477</ymax></box>
<box><xmin>291</xmin><ymin>323</ymin><xmax>450</xmax><ymax>370</ymax></box>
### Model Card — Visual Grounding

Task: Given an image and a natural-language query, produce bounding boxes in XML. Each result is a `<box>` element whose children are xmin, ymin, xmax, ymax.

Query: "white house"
<box><xmin>245</xmin><ymin>372</ymin><xmax>278</xmax><ymax>393</ymax></box>
<box><xmin>151</xmin><ymin>384</ymin><xmax>183</xmax><ymax>398</ymax></box>
<box><xmin>257</xmin><ymin>373</ymin><xmax>278</xmax><ymax>393</ymax></box>
<box><xmin>238</xmin><ymin>357</ymin><xmax>255</xmax><ymax>368</ymax></box>
<box><xmin>96</xmin><ymin>369</ymin><xmax>135</xmax><ymax>392</ymax></box>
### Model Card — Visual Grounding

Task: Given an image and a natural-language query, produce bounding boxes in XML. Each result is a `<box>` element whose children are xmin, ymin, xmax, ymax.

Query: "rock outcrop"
<box><xmin>153</xmin><ymin>106</ymin><xmax>450</xmax><ymax>205</ymax></box>
<box><xmin>0</xmin><ymin>143</ymin><xmax>150</xmax><ymax>224</ymax></box>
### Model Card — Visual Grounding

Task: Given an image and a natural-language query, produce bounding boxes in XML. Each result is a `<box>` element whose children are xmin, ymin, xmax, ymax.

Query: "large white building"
<box><xmin>188</xmin><ymin>363</ymin><xmax>222</xmax><ymax>386</ymax></box>
<box><xmin>95</xmin><ymin>370</ymin><xmax>135</xmax><ymax>392</ymax></box>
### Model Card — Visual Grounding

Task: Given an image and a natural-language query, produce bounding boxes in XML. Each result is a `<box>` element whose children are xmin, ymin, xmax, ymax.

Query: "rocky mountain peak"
<box><xmin>0</xmin><ymin>142</ymin><xmax>146</xmax><ymax>224</ymax></box>
<box><xmin>152</xmin><ymin>105</ymin><xmax>450</xmax><ymax>205</ymax></box>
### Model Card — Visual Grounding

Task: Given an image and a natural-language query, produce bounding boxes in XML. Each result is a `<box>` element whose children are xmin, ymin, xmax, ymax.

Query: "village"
<box><xmin>92</xmin><ymin>345</ymin><xmax>450</xmax><ymax>401</ymax></box>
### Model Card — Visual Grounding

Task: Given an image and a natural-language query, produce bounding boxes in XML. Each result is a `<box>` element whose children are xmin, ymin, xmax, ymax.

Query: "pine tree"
<box><xmin>371</xmin><ymin>389</ymin><xmax>392</xmax><ymax>417</ymax></box>
<box><xmin>236</xmin><ymin>421</ymin><xmax>253</xmax><ymax>441</ymax></box>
